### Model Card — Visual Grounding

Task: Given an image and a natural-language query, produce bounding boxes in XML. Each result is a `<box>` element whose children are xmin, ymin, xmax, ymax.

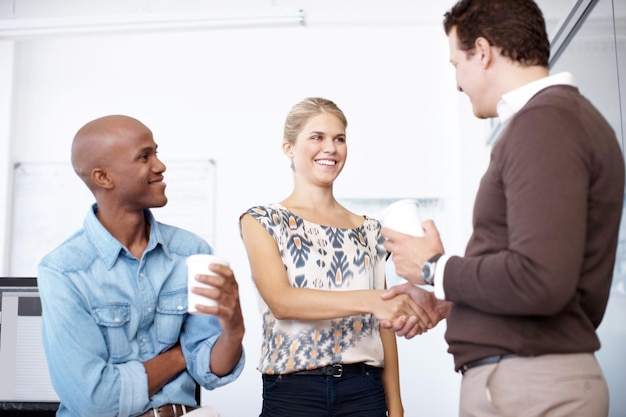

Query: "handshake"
<box><xmin>374</xmin><ymin>282</ymin><xmax>451</xmax><ymax>339</ymax></box>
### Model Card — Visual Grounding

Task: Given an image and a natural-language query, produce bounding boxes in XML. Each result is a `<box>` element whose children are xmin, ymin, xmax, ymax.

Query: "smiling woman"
<box><xmin>238</xmin><ymin>97</ymin><xmax>449</xmax><ymax>417</ymax></box>
<box><xmin>285</xmin><ymin>111</ymin><xmax>347</xmax><ymax>194</ymax></box>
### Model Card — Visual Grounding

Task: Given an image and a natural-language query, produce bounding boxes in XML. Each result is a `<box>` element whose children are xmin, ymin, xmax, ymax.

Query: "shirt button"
<box><xmin>147</xmin><ymin>307</ymin><xmax>152</xmax><ymax>313</ymax></box>
<box><xmin>177</xmin><ymin>305</ymin><xmax>183</xmax><ymax>311</ymax></box>
<box><xmin>114</xmin><ymin>317</ymin><xmax>120</xmax><ymax>322</ymax></box>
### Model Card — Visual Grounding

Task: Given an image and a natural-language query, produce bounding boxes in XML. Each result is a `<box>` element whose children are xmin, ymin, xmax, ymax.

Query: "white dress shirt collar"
<box><xmin>497</xmin><ymin>72</ymin><xmax>576</xmax><ymax>124</ymax></box>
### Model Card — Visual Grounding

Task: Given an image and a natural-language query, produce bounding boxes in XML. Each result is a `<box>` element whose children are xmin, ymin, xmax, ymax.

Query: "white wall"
<box><xmin>0</xmin><ymin>5</ymin><xmax>493</xmax><ymax>415</ymax></box>
<box><xmin>0</xmin><ymin>41</ymin><xmax>14</xmax><ymax>273</ymax></box>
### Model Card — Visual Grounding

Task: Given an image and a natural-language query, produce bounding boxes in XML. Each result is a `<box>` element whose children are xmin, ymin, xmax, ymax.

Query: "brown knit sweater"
<box><xmin>444</xmin><ymin>85</ymin><xmax>625</xmax><ymax>371</ymax></box>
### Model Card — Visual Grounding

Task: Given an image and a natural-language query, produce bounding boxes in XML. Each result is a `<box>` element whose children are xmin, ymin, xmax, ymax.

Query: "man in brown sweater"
<box><xmin>381</xmin><ymin>0</ymin><xmax>625</xmax><ymax>416</ymax></box>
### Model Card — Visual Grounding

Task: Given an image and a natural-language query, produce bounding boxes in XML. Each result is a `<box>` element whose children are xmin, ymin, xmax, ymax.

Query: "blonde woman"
<box><xmin>240</xmin><ymin>97</ymin><xmax>438</xmax><ymax>417</ymax></box>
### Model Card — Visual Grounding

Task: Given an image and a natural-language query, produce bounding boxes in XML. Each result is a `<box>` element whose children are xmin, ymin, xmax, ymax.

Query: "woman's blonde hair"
<box><xmin>283</xmin><ymin>97</ymin><xmax>347</xmax><ymax>145</ymax></box>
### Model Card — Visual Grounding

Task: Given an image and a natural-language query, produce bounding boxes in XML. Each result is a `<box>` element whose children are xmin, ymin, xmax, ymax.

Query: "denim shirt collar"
<box><xmin>83</xmin><ymin>203</ymin><xmax>170</xmax><ymax>269</ymax></box>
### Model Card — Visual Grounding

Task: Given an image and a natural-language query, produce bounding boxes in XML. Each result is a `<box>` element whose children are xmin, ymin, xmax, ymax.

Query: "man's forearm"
<box><xmin>209</xmin><ymin>330</ymin><xmax>244</xmax><ymax>377</ymax></box>
<box><xmin>143</xmin><ymin>343</ymin><xmax>187</xmax><ymax>397</ymax></box>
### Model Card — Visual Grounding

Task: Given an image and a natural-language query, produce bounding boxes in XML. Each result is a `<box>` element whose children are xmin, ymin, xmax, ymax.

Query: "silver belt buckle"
<box><xmin>332</xmin><ymin>364</ymin><xmax>343</xmax><ymax>377</ymax></box>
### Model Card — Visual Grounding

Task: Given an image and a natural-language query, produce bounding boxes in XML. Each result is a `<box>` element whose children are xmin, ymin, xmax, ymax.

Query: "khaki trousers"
<box><xmin>459</xmin><ymin>353</ymin><xmax>608</xmax><ymax>417</ymax></box>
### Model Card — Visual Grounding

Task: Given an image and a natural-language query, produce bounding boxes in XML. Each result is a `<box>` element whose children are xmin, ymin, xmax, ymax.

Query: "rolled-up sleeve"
<box><xmin>180</xmin><ymin>314</ymin><xmax>245</xmax><ymax>389</ymax></box>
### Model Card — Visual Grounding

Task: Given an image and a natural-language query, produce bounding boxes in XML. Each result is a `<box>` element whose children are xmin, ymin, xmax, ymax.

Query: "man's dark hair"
<box><xmin>443</xmin><ymin>0</ymin><xmax>550</xmax><ymax>66</ymax></box>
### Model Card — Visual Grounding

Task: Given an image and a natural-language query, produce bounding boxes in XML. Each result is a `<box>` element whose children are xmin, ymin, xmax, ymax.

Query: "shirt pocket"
<box><xmin>93</xmin><ymin>303</ymin><xmax>131</xmax><ymax>360</ymax></box>
<box><xmin>156</xmin><ymin>289</ymin><xmax>187</xmax><ymax>345</ymax></box>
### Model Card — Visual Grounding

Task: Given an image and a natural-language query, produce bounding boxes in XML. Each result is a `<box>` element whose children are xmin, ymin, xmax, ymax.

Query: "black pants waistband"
<box><xmin>291</xmin><ymin>362</ymin><xmax>378</xmax><ymax>377</ymax></box>
<box><xmin>459</xmin><ymin>354</ymin><xmax>519</xmax><ymax>375</ymax></box>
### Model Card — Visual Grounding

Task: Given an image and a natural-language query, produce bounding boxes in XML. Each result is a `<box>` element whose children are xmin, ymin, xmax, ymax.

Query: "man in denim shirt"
<box><xmin>38</xmin><ymin>115</ymin><xmax>245</xmax><ymax>417</ymax></box>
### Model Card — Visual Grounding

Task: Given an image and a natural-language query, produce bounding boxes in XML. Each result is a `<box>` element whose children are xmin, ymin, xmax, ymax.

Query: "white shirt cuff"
<box><xmin>433</xmin><ymin>254</ymin><xmax>450</xmax><ymax>300</ymax></box>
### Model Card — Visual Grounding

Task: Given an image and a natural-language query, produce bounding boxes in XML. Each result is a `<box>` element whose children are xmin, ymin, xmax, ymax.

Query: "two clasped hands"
<box><xmin>377</xmin><ymin>220</ymin><xmax>451</xmax><ymax>339</ymax></box>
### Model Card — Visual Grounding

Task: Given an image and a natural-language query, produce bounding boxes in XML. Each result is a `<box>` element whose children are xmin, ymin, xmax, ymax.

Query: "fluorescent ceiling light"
<box><xmin>0</xmin><ymin>7</ymin><xmax>306</xmax><ymax>38</ymax></box>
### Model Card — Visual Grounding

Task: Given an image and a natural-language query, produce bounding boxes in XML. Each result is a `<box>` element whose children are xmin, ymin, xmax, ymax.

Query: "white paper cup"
<box><xmin>380</xmin><ymin>199</ymin><xmax>424</xmax><ymax>237</ymax></box>
<box><xmin>186</xmin><ymin>254</ymin><xmax>230</xmax><ymax>314</ymax></box>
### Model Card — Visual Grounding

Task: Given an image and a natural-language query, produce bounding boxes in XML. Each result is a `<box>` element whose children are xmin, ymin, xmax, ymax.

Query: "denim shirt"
<box><xmin>38</xmin><ymin>205</ymin><xmax>245</xmax><ymax>417</ymax></box>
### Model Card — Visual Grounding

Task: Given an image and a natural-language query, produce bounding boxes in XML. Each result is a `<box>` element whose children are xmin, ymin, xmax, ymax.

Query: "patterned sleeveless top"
<box><xmin>245</xmin><ymin>204</ymin><xmax>388</xmax><ymax>375</ymax></box>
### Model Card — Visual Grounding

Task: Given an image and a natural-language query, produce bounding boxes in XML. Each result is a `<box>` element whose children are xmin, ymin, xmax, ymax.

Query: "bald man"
<box><xmin>38</xmin><ymin>115</ymin><xmax>245</xmax><ymax>417</ymax></box>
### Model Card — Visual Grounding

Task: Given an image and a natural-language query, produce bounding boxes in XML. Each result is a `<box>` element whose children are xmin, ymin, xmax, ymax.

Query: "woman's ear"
<box><xmin>282</xmin><ymin>141</ymin><xmax>294</xmax><ymax>158</ymax></box>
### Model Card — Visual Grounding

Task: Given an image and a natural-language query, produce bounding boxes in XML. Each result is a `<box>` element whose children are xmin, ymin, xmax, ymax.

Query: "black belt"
<box><xmin>291</xmin><ymin>362</ymin><xmax>377</xmax><ymax>377</ymax></box>
<box><xmin>459</xmin><ymin>354</ymin><xmax>519</xmax><ymax>375</ymax></box>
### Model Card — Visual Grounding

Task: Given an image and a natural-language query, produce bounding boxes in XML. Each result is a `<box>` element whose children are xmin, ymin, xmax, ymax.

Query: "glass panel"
<box><xmin>616</xmin><ymin>0</ymin><xmax>626</xmax><ymax>147</ymax></box>
<box><xmin>551</xmin><ymin>1</ymin><xmax>626</xmax><ymax>416</ymax></box>
<box><xmin>550</xmin><ymin>1</ymin><xmax>622</xmax><ymax>147</ymax></box>
<box><xmin>535</xmin><ymin>0</ymin><xmax>579</xmax><ymax>39</ymax></box>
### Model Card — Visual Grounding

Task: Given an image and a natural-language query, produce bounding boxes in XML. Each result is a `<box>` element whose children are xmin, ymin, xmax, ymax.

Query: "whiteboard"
<box><xmin>9</xmin><ymin>160</ymin><xmax>216</xmax><ymax>276</ymax></box>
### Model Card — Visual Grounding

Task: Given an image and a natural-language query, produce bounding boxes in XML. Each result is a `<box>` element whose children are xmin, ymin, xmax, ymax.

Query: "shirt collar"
<box><xmin>84</xmin><ymin>204</ymin><xmax>169</xmax><ymax>269</ymax></box>
<box><xmin>496</xmin><ymin>72</ymin><xmax>577</xmax><ymax>124</ymax></box>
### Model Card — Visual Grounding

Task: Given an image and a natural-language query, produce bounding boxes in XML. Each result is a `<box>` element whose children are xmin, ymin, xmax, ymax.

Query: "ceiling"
<box><xmin>0</xmin><ymin>0</ymin><xmax>594</xmax><ymax>25</ymax></box>
<box><xmin>0</xmin><ymin>0</ymin><xmax>621</xmax><ymax>40</ymax></box>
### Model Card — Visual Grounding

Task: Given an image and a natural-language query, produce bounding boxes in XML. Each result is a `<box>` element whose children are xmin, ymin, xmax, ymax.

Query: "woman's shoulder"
<box><xmin>362</xmin><ymin>215</ymin><xmax>381</xmax><ymax>226</ymax></box>
<box><xmin>246</xmin><ymin>203</ymin><xmax>281</xmax><ymax>214</ymax></box>
<box><xmin>360</xmin><ymin>215</ymin><xmax>383</xmax><ymax>235</ymax></box>
<box><xmin>244</xmin><ymin>203</ymin><xmax>288</xmax><ymax>223</ymax></box>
